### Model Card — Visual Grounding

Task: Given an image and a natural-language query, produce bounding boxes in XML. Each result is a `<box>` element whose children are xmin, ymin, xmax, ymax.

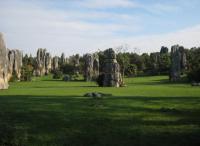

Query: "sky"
<box><xmin>1</xmin><ymin>0</ymin><xmax>200</xmax><ymax>56</ymax></box>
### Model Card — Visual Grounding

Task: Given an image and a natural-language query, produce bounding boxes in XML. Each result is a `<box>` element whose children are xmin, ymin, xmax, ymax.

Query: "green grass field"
<box><xmin>0</xmin><ymin>76</ymin><xmax>200</xmax><ymax>146</ymax></box>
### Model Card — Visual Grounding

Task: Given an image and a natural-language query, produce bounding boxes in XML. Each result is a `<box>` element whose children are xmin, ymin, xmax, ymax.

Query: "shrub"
<box><xmin>53</xmin><ymin>70</ymin><xmax>63</xmax><ymax>79</ymax></box>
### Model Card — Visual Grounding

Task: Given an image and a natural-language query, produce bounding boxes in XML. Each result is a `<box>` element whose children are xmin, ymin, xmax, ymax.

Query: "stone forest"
<box><xmin>0</xmin><ymin>32</ymin><xmax>199</xmax><ymax>90</ymax></box>
<box><xmin>0</xmin><ymin>31</ymin><xmax>200</xmax><ymax>146</ymax></box>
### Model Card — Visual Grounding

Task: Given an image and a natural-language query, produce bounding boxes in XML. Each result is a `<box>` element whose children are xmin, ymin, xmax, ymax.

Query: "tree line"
<box><xmin>21</xmin><ymin>46</ymin><xmax>200</xmax><ymax>83</ymax></box>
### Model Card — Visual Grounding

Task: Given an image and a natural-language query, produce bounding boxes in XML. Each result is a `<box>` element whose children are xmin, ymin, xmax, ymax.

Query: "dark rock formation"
<box><xmin>45</xmin><ymin>53</ymin><xmax>51</xmax><ymax>75</ymax></box>
<box><xmin>0</xmin><ymin>33</ymin><xmax>9</xmax><ymax>89</ymax></box>
<box><xmin>99</xmin><ymin>48</ymin><xmax>123</xmax><ymax>87</ymax></box>
<box><xmin>160</xmin><ymin>46</ymin><xmax>169</xmax><ymax>54</ymax></box>
<box><xmin>60</xmin><ymin>53</ymin><xmax>66</xmax><ymax>66</ymax></box>
<box><xmin>7</xmin><ymin>50</ymin><xmax>15</xmax><ymax>80</ymax></box>
<box><xmin>150</xmin><ymin>52</ymin><xmax>160</xmax><ymax>71</ymax></box>
<box><xmin>170</xmin><ymin>45</ymin><xmax>187</xmax><ymax>81</ymax></box>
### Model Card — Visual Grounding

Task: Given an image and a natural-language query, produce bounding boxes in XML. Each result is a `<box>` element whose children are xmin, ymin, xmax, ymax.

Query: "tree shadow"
<box><xmin>0</xmin><ymin>95</ymin><xmax>200</xmax><ymax>146</ymax></box>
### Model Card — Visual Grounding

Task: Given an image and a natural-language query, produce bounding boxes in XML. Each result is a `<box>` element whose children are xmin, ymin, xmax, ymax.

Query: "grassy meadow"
<box><xmin>0</xmin><ymin>75</ymin><xmax>200</xmax><ymax>146</ymax></box>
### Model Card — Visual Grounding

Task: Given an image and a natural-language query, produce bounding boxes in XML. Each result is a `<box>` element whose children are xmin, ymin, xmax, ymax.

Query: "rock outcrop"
<box><xmin>35</xmin><ymin>49</ymin><xmax>52</xmax><ymax>76</ymax></box>
<box><xmin>13</xmin><ymin>50</ymin><xmax>23</xmax><ymax>80</ymax></box>
<box><xmin>0</xmin><ymin>33</ymin><xmax>9</xmax><ymax>89</ymax></box>
<box><xmin>7</xmin><ymin>50</ymin><xmax>15</xmax><ymax>80</ymax></box>
<box><xmin>83</xmin><ymin>53</ymin><xmax>99</xmax><ymax>81</ymax></box>
<box><xmin>60</xmin><ymin>53</ymin><xmax>66</xmax><ymax>66</ymax></box>
<box><xmin>93</xmin><ymin>53</ymin><xmax>99</xmax><ymax>80</ymax></box>
<box><xmin>84</xmin><ymin>54</ymin><xmax>94</xmax><ymax>81</ymax></box>
<box><xmin>99</xmin><ymin>48</ymin><xmax>122</xmax><ymax>87</ymax></box>
<box><xmin>170</xmin><ymin>45</ymin><xmax>187</xmax><ymax>81</ymax></box>
<box><xmin>45</xmin><ymin>53</ymin><xmax>51</xmax><ymax>75</ymax></box>
<box><xmin>35</xmin><ymin>48</ymin><xmax>46</xmax><ymax>76</ymax></box>
<box><xmin>52</xmin><ymin>56</ymin><xmax>59</xmax><ymax>71</ymax></box>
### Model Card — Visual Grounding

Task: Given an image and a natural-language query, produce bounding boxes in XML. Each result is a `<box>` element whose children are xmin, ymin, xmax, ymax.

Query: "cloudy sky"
<box><xmin>1</xmin><ymin>0</ymin><xmax>200</xmax><ymax>56</ymax></box>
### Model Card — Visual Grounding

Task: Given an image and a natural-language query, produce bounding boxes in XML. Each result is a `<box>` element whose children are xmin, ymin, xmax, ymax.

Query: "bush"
<box><xmin>63</xmin><ymin>75</ymin><xmax>71</xmax><ymax>81</ymax></box>
<box><xmin>20</xmin><ymin>65</ymin><xmax>33</xmax><ymax>81</ymax></box>
<box><xmin>125</xmin><ymin>64</ymin><xmax>137</xmax><ymax>77</ymax></box>
<box><xmin>53</xmin><ymin>70</ymin><xmax>63</xmax><ymax>79</ymax></box>
<box><xmin>9</xmin><ymin>71</ymin><xmax>19</xmax><ymax>82</ymax></box>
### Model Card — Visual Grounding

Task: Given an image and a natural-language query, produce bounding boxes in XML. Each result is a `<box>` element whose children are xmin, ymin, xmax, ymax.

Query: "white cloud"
<box><xmin>78</xmin><ymin>0</ymin><xmax>138</xmax><ymax>9</ymax></box>
<box><xmin>0</xmin><ymin>0</ymin><xmax>200</xmax><ymax>57</ymax></box>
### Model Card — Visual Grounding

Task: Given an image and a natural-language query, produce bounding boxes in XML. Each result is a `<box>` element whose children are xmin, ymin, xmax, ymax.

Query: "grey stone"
<box><xmin>170</xmin><ymin>45</ymin><xmax>187</xmax><ymax>82</ymax></box>
<box><xmin>7</xmin><ymin>50</ymin><xmax>15</xmax><ymax>80</ymax></box>
<box><xmin>84</xmin><ymin>54</ymin><xmax>94</xmax><ymax>81</ymax></box>
<box><xmin>83</xmin><ymin>53</ymin><xmax>99</xmax><ymax>81</ymax></box>
<box><xmin>45</xmin><ymin>53</ymin><xmax>51</xmax><ymax>75</ymax></box>
<box><xmin>0</xmin><ymin>33</ymin><xmax>9</xmax><ymax>89</ymax></box>
<box><xmin>84</xmin><ymin>92</ymin><xmax>112</xmax><ymax>98</ymax></box>
<box><xmin>101</xmin><ymin>48</ymin><xmax>123</xmax><ymax>87</ymax></box>
<box><xmin>52</xmin><ymin>56</ymin><xmax>59</xmax><ymax>71</ymax></box>
<box><xmin>93</xmin><ymin>53</ymin><xmax>99</xmax><ymax>80</ymax></box>
<box><xmin>35</xmin><ymin>48</ymin><xmax>46</xmax><ymax>76</ymax></box>
<box><xmin>60</xmin><ymin>53</ymin><xmax>66</xmax><ymax>66</ymax></box>
<box><xmin>13</xmin><ymin>50</ymin><xmax>23</xmax><ymax>80</ymax></box>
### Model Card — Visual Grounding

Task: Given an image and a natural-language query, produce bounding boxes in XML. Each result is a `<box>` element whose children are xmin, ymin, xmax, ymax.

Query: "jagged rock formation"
<box><xmin>52</xmin><ymin>56</ymin><xmax>59</xmax><ymax>71</ymax></box>
<box><xmin>45</xmin><ymin>53</ymin><xmax>51</xmax><ymax>74</ymax></box>
<box><xmin>7</xmin><ymin>50</ymin><xmax>15</xmax><ymax>80</ymax></box>
<box><xmin>150</xmin><ymin>52</ymin><xmax>160</xmax><ymax>71</ymax></box>
<box><xmin>84</xmin><ymin>54</ymin><xmax>94</xmax><ymax>81</ymax></box>
<box><xmin>83</xmin><ymin>53</ymin><xmax>99</xmax><ymax>81</ymax></box>
<box><xmin>70</xmin><ymin>54</ymin><xmax>80</xmax><ymax>75</ymax></box>
<box><xmin>100</xmin><ymin>48</ymin><xmax>122</xmax><ymax>87</ymax></box>
<box><xmin>35</xmin><ymin>49</ymin><xmax>52</xmax><ymax>76</ymax></box>
<box><xmin>160</xmin><ymin>46</ymin><xmax>169</xmax><ymax>54</ymax></box>
<box><xmin>93</xmin><ymin>53</ymin><xmax>99</xmax><ymax>80</ymax></box>
<box><xmin>170</xmin><ymin>45</ymin><xmax>187</xmax><ymax>81</ymax></box>
<box><xmin>0</xmin><ymin>33</ymin><xmax>9</xmax><ymax>89</ymax></box>
<box><xmin>13</xmin><ymin>50</ymin><xmax>23</xmax><ymax>80</ymax></box>
<box><xmin>35</xmin><ymin>48</ymin><xmax>46</xmax><ymax>76</ymax></box>
<box><xmin>60</xmin><ymin>53</ymin><xmax>66</xmax><ymax>66</ymax></box>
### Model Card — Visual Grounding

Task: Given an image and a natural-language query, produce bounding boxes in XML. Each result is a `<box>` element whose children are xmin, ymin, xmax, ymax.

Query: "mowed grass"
<box><xmin>0</xmin><ymin>76</ymin><xmax>200</xmax><ymax>146</ymax></box>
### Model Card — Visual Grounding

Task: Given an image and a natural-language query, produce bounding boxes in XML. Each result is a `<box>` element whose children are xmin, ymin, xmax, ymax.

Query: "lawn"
<box><xmin>0</xmin><ymin>76</ymin><xmax>200</xmax><ymax>146</ymax></box>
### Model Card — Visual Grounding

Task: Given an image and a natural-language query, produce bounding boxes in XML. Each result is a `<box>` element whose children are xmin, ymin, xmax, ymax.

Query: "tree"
<box><xmin>115</xmin><ymin>44</ymin><xmax>130</xmax><ymax>79</ymax></box>
<box><xmin>187</xmin><ymin>47</ymin><xmax>200</xmax><ymax>82</ymax></box>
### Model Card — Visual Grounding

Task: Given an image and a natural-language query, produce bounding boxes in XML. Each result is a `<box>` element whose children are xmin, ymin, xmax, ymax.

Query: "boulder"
<box><xmin>0</xmin><ymin>33</ymin><xmax>9</xmax><ymax>89</ymax></box>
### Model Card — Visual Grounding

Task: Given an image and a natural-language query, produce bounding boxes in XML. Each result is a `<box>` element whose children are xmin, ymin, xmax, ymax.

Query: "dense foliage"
<box><xmin>187</xmin><ymin>47</ymin><xmax>200</xmax><ymax>82</ymax></box>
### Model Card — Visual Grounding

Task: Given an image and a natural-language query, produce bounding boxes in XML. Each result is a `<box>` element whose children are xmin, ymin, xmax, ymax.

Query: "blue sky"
<box><xmin>1</xmin><ymin>0</ymin><xmax>200</xmax><ymax>56</ymax></box>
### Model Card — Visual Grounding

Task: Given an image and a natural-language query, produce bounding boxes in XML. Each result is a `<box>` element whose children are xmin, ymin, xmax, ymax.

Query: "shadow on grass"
<box><xmin>131</xmin><ymin>78</ymin><xmax>190</xmax><ymax>86</ymax></box>
<box><xmin>0</xmin><ymin>95</ymin><xmax>200</xmax><ymax>146</ymax></box>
